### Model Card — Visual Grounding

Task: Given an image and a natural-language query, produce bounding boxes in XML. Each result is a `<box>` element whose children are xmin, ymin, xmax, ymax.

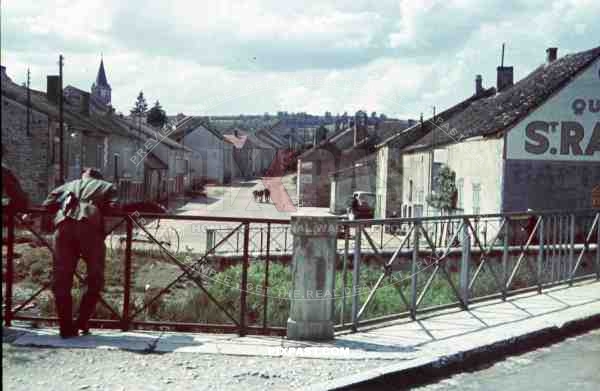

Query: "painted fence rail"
<box><xmin>334</xmin><ymin>210</ymin><xmax>600</xmax><ymax>331</ymax></box>
<box><xmin>2</xmin><ymin>207</ymin><xmax>290</xmax><ymax>336</ymax></box>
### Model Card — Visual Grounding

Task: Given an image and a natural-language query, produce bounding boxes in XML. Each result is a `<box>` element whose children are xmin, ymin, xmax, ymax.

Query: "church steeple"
<box><xmin>91</xmin><ymin>56</ymin><xmax>111</xmax><ymax>106</ymax></box>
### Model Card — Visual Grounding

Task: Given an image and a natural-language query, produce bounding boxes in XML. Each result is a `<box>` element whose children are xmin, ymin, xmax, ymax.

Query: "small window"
<box><xmin>457</xmin><ymin>178</ymin><xmax>464</xmax><ymax>210</ymax></box>
<box><xmin>96</xmin><ymin>145</ymin><xmax>104</xmax><ymax>169</ymax></box>
<box><xmin>409</xmin><ymin>180</ymin><xmax>413</xmax><ymax>202</ymax></box>
<box><xmin>472</xmin><ymin>183</ymin><xmax>481</xmax><ymax>215</ymax></box>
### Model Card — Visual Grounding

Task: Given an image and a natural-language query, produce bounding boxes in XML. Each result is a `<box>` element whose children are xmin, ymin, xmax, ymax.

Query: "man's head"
<box><xmin>81</xmin><ymin>168</ymin><xmax>104</xmax><ymax>180</ymax></box>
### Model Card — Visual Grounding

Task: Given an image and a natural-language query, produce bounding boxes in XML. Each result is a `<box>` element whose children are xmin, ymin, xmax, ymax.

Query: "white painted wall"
<box><xmin>401</xmin><ymin>137</ymin><xmax>504</xmax><ymax>217</ymax></box>
<box><xmin>181</xmin><ymin>126</ymin><xmax>226</xmax><ymax>183</ymax></box>
<box><xmin>402</xmin><ymin>151</ymin><xmax>432</xmax><ymax>217</ymax></box>
<box><xmin>448</xmin><ymin>137</ymin><xmax>504</xmax><ymax>215</ymax></box>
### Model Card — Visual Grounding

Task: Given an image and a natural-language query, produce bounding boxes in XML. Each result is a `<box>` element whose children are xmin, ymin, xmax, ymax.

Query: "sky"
<box><xmin>1</xmin><ymin>0</ymin><xmax>599</xmax><ymax>119</ymax></box>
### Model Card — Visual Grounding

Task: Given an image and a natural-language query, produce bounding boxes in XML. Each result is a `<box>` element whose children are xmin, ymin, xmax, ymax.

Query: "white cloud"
<box><xmin>1</xmin><ymin>0</ymin><xmax>598</xmax><ymax>118</ymax></box>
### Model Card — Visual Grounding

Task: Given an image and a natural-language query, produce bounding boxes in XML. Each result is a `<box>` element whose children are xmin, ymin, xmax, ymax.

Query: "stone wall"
<box><xmin>1</xmin><ymin>96</ymin><xmax>50</xmax><ymax>204</ymax></box>
<box><xmin>503</xmin><ymin>160</ymin><xmax>600</xmax><ymax>212</ymax></box>
<box><xmin>376</xmin><ymin>145</ymin><xmax>404</xmax><ymax>218</ymax></box>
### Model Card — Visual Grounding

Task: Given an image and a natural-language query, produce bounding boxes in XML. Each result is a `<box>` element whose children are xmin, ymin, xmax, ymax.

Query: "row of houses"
<box><xmin>297</xmin><ymin>46</ymin><xmax>600</xmax><ymax>219</ymax></box>
<box><xmin>0</xmin><ymin>60</ymin><xmax>293</xmax><ymax>207</ymax></box>
<box><xmin>1</xmin><ymin>65</ymin><xmax>196</xmax><ymax>206</ymax></box>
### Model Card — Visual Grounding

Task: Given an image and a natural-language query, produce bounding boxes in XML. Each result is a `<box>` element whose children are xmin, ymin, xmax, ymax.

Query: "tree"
<box><xmin>426</xmin><ymin>164</ymin><xmax>457</xmax><ymax>214</ymax></box>
<box><xmin>146</xmin><ymin>100</ymin><xmax>167</xmax><ymax>128</ymax></box>
<box><xmin>130</xmin><ymin>91</ymin><xmax>148</xmax><ymax>116</ymax></box>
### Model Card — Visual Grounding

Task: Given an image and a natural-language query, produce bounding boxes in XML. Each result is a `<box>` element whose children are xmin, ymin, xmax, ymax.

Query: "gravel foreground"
<box><xmin>2</xmin><ymin>342</ymin><xmax>388</xmax><ymax>391</ymax></box>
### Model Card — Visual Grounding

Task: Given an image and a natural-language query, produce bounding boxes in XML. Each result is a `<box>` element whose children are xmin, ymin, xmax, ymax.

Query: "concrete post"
<box><xmin>287</xmin><ymin>210</ymin><xmax>338</xmax><ymax>340</ymax></box>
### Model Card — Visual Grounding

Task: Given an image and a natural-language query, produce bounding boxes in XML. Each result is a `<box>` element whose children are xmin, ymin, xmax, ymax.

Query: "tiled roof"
<box><xmin>245</xmin><ymin>133</ymin><xmax>275</xmax><ymax>149</ymax></box>
<box><xmin>299</xmin><ymin>119</ymin><xmax>412</xmax><ymax>160</ymax></box>
<box><xmin>223</xmin><ymin>133</ymin><xmax>248</xmax><ymax>149</ymax></box>
<box><xmin>171</xmin><ymin>116</ymin><xmax>222</xmax><ymax>141</ymax></box>
<box><xmin>403</xmin><ymin>46</ymin><xmax>600</xmax><ymax>152</ymax></box>
<box><xmin>1</xmin><ymin>76</ymin><xmax>110</xmax><ymax>136</ymax></box>
<box><xmin>379</xmin><ymin>86</ymin><xmax>496</xmax><ymax>150</ymax></box>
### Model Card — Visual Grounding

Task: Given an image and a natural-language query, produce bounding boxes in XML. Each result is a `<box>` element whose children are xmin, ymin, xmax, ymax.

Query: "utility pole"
<box><xmin>429</xmin><ymin>106</ymin><xmax>436</xmax><ymax>216</ymax></box>
<box><xmin>58</xmin><ymin>54</ymin><xmax>65</xmax><ymax>185</ymax></box>
<box><xmin>26</xmin><ymin>68</ymin><xmax>31</xmax><ymax>136</ymax></box>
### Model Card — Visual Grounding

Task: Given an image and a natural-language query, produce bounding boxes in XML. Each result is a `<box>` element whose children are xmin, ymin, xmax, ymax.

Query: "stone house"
<box><xmin>374</xmin><ymin>82</ymin><xmax>495</xmax><ymax>218</ymax></box>
<box><xmin>246</xmin><ymin>133</ymin><xmax>277</xmax><ymax>177</ymax></box>
<box><xmin>170</xmin><ymin>116</ymin><xmax>235</xmax><ymax>185</ymax></box>
<box><xmin>1</xmin><ymin>66</ymin><xmax>120</xmax><ymax>204</ymax></box>
<box><xmin>1</xmin><ymin>61</ymin><xmax>192</xmax><ymax>206</ymax></box>
<box><xmin>297</xmin><ymin>111</ymin><xmax>410</xmax><ymax>208</ymax></box>
<box><xmin>385</xmin><ymin>46</ymin><xmax>600</xmax><ymax>224</ymax></box>
<box><xmin>223</xmin><ymin>130</ymin><xmax>253</xmax><ymax>179</ymax></box>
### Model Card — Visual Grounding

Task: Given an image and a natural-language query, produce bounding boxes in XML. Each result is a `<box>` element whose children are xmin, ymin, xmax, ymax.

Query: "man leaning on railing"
<box><xmin>42</xmin><ymin>168</ymin><xmax>119</xmax><ymax>338</ymax></box>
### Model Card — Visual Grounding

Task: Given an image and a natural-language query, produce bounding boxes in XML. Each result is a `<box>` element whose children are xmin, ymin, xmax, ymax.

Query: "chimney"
<box><xmin>234</xmin><ymin>129</ymin><xmax>239</xmax><ymax>137</ymax></box>
<box><xmin>80</xmin><ymin>91</ymin><xmax>90</xmax><ymax>116</ymax></box>
<box><xmin>546</xmin><ymin>47</ymin><xmax>558</xmax><ymax>63</ymax></box>
<box><xmin>496</xmin><ymin>66</ymin><xmax>514</xmax><ymax>92</ymax></box>
<box><xmin>475</xmin><ymin>74</ymin><xmax>483</xmax><ymax>95</ymax></box>
<box><xmin>46</xmin><ymin>75</ymin><xmax>61</xmax><ymax>104</ymax></box>
<box><xmin>354</xmin><ymin>111</ymin><xmax>367</xmax><ymax>146</ymax></box>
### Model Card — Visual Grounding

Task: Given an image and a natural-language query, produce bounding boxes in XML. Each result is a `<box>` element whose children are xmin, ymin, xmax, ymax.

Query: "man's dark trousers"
<box><xmin>53</xmin><ymin>219</ymin><xmax>105</xmax><ymax>335</ymax></box>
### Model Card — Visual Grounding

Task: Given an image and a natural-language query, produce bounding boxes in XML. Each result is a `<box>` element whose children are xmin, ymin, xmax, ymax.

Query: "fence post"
<box><xmin>263</xmin><ymin>223</ymin><xmax>271</xmax><ymax>332</ymax></box>
<box><xmin>240</xmin><ymin>222</ymin><xmax>250</xmax><ymax>336</ymax></box>
<box><xmin>569</xmin><ymin>214</ymin><xmax>575</xmax><ymax>286</ymax></box>
<box><xmin>341</xmin><ymin>226</ymin><xmax>349</xmax><ymax>326</ymax></box>
<box><xmin>537</xmin><ymin>216</ymin><xmax>544</xmax><ymax>293</ymax></box>
<box><xmin>122</xmin><ymin>217</ymin><xmax>133</xmax><ymax>331</ymax></box>
<box><xmin>4</xmin><ymin>212</ymin><xmax>15</xmax><ymax>327</ymax></box>
<box><xmin>410</xmin><ymin>221</ymin><xmax>420</xmax><ymax>320</ymax></box>
<box><xmin>260</xmin><ymin>227</ymin><xmax>264</xmax><ymax>255</ymax></box>
<box><xmin>596</xmin><ymin>213</ymin><xmax>600</xmax><ymax>280</ymax></box>
<box><xmin>460</xmin><ymin>219</ymin><xmax>471</xmax><ymax>309</ymax></box>
<box><xmin>352</xmin><ymin>225</ymin><xmax>362</xmax><ymax>331</ymax></box>
<box><xmin>502</xmin><ymin>218</ymin><xmax>509</xmax><ymax>300</ymax></box>
<box><xmin>287</xmin><ymin>212</ymin><xmax>338</xmax><ymax>340</ymax></box>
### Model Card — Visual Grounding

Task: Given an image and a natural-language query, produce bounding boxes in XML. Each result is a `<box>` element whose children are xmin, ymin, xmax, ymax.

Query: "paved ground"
<box><xmin>3</xmin><ymin>280</ymin><xmax>599</xmax><ymax>390</ymax></box>
<box><xmin>415</xmin><ymin>328</ymin><xmax>600</xmax><ymax>391</ymax></box>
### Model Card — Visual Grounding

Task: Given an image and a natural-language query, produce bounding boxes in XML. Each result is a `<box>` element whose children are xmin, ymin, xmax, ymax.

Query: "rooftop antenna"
<box><xmin>501</xmin><ymin>43</ymin><xmax>505</xmax><ymax>67</ymax></box>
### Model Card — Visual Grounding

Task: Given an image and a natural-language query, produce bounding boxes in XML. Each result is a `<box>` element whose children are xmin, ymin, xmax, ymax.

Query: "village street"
<box><xmin>116</xmin><ymin>175</ymin><xmax>302</xmax><ymax>256</ymax></box>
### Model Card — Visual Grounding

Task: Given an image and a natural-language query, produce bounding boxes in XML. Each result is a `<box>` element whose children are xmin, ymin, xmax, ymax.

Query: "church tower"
<box><xmin>91</xmin><ymin>57</ymin><xmax>111</xmax><ymax>106</ymax></box>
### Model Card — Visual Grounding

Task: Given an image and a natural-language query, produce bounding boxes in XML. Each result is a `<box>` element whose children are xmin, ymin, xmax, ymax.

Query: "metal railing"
<box><xmin>205</xmin><ymin>226</ymin><xmax>292</xmax><ymax>255</ymax></box>
<box><xmin>2</xmin><ymin>207</ymin><xmax>290</xmax><ymax>336</ymax></box>
<box><xmin>334</xmin><ymin>210</ymin><xmax>600</xmax><ymax>331</ymax></box>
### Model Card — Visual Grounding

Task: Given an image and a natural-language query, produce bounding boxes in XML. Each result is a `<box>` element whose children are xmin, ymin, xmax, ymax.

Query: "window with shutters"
<box><xmin>113</xmin><ymin>154</ymin><xmax>120</xmax><ymax>181</ymax></box>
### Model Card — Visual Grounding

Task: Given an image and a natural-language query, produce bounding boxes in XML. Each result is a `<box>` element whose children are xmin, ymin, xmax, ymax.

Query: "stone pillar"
<box><xmin>287</xmin><ymin>210</ymin><xmax>338</xmax><ymax>340</ymax></box>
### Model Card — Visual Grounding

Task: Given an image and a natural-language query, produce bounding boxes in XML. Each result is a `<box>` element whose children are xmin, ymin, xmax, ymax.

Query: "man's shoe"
<box><xmin>79</xmin><ymin>328</ymin><xmax>91</xmax><ymax>336</ymax></box>
<box><xmin>59</xmin><ymin>328</ymin><xmax>79</xmax><ymax>339</ymax></box>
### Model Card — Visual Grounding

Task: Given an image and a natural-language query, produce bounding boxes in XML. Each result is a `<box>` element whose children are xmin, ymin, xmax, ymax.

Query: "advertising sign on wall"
<box><xmin>506</xmin><ymin>59</ymin><xmax>600</xmax><ymax>162</ymax></box>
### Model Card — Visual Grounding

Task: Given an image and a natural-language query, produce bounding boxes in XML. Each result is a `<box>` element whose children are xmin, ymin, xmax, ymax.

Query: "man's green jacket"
<box><xmin>43</xmin><ymin>178</ymin><xmax>118</xmax><ymax>229</ymax></box>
